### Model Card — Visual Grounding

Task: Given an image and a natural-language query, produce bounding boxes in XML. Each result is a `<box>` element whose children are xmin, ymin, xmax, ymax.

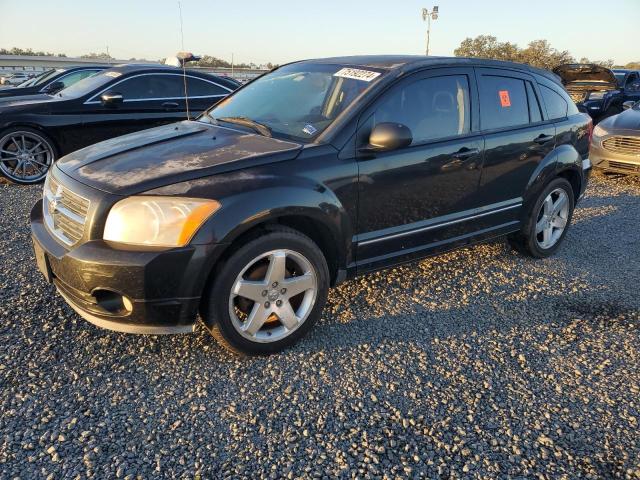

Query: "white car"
<box><xmin>0</xmin><ymin>72</ymin><xmax>32</xmax><ymax>86</ymax></box>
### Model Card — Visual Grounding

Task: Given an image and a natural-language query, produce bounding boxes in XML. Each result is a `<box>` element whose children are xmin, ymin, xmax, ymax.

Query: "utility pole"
<box><xmin>231</xmin><ymin>53</ymin><xmax>234</xmax><ymax>78</ymax></box>
<box><xmin>421</xmin><ymin>6</ymin><xmax>439</xmax><ymax>56</ymax></box>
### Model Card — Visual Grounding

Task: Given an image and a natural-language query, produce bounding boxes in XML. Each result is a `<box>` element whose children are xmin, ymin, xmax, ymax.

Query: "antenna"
<box><xmin>178</xmin><ymin>1</ymin><xmax>191</xmax><ymax>120</ymax></box>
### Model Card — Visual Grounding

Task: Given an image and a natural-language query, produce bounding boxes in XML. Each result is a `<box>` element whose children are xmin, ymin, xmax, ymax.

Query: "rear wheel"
<box><xmin>508</xmin><ymin>178</ymin><xmax>575</xmax><ymax>258</ymax></box>
<box><xmin>0</xmin><ymin>127</ymin><xmax>56</xmax><ymax>184</ymax></box>
<box><xmin>202</xmin><ymin>227</ymin><xmax>329</xmax><ymax>355</ymax></box>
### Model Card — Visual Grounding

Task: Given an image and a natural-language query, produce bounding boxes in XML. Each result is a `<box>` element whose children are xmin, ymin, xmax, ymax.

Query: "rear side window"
<box><xmin>539</xmin><ymin>85</ymin><xmax>568</xmax><ymax>119</ymax></box>
<box><xmin>373</xmin><ymin>75</ymin><xmax>471</xmax><ymax>144</ymax></box>
<box><xmin>186</xmin><ymin>77</ymin><xmax>228</xmax><ymax>97</ymax></box>
<box><xmin>478</xmin><ymin>75</ymin><xmax>529</xmax><ymax>130</ymax></box>
<box><xmin>526</xmin><ymin>82</ymin><xmax>542</xmax><ymax>123</ymax></box>
<box><xmin>117</xmin><ymin>74</ymin><xmax>184</xmax><ymax>100</ymax></box>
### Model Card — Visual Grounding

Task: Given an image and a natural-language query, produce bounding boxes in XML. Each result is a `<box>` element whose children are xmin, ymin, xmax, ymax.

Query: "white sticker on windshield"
<box><xmin>303</xmin><ymin>124</ymin><xmax>317</xmax><ymax>136</ymax></box>
<box><xmin>333</xmin><ymin>67</ymin><xmax>381</xmax><ymax>82</ymax></box>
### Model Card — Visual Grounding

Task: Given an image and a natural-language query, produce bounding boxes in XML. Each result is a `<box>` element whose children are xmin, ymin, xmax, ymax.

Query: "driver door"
<box><xmin>354</xmin><ymin>68</ymin><xmax>486</xmax><ymax>272</ymax></box>
<box><xmin>79</xmin><ymin>73</ymin><xmax>189</xmax><ymax>147</ymax></box>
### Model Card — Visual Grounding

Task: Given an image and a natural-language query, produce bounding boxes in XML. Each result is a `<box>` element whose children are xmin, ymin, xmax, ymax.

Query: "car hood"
<box><xmin>600</xmin><ymin>107</ymin><xmax>640</xmax><ymax>131</ymax></box>
<box><xmin>0</xmin><ymin>86</ymin><xmax>40</xmax><ymax>98</ymax></box>
<box><xmin>553</xmin><ymin>64</ymin><xmax>618</xmax><ymax>89</ymax></box>
<box><xmin>56</xmin><ymin>121</ymin><xmax>304</xmax><ymax>195</ymax></box>
<box><xmin>0</xmin><ymin>93</ymin><xmax>58</xmax><ymax>107</ymax></box>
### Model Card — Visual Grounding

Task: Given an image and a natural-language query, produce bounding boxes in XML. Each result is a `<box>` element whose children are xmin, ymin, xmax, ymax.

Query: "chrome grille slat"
<box><xmin>42</xmin><ymin>174</ymin><xmax>90</xmax><ymax>246</ymax></box>
<box><xmin>602</xmin><ymin>136</ymin><xmax>640</xmax><ymax>157</ymax></box>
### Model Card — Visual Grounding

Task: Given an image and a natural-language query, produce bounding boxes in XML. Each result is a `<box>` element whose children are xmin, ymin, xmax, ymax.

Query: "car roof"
<box><xmin>297</xmin><ymin>55</ymin><xmax>561</xmax><ymax>85</ymax></box>
<box><xmin>100</xmin><ymin>63</ymin><xmax>239</xmax><ymax>87</ymax></box>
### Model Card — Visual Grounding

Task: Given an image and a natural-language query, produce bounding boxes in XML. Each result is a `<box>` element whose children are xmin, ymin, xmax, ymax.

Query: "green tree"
<box><xmin>454</xmin><ymin>35</ymin><xmax>575</xmax><ymax>70</ymax></box>
<box><xmin>80</xmin><ymin>52</ymin><xmax>114</xmax><ymax>60</ymax></box>
<box><xmin>0</xmin><ymin>47</ymin><xmax>64</xmax><ymax>57</ymax></box>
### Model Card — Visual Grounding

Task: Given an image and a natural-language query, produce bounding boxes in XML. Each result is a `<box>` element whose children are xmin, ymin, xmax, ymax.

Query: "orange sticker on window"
<box><xmin>499</xmin><ymin>90</ymin><xmax>511</xmax><ymax>107</ymax></box>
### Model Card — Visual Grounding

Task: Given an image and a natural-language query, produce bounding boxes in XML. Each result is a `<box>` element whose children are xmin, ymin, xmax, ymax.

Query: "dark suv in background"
<box><xmin>31</xmin><ymin>56</ymin><xmax>591</xmax><ymax>354</ymax></box>
<box><xmin>554</xmin><ymin>64</ymin><xmax>640</xmax><ymax>122</ymax></box>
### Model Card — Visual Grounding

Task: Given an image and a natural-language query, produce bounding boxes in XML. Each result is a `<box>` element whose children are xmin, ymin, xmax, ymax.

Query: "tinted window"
<box><xmin>117</xmin><ymin>74</ymin><xmax>184</xmax><ymax>100</ymax></box>
<box><xmin>186</xmin><ymin>77</ymin><xmax>228</xmax><ymax>97</ymax></box>
<box><xmin>478</xmin><ymin>75</ymin><xmax>529</xmax><ymax>130</ymax></box>
<box><xmin>58</xmin><ymin>70</ymin><xmax>101</xmax><ymax>88</ymax></box>
<box><xmin>373</xmin><ymin>75</ymin><xmax>471</xmax><ymax>144</ymax></box>
<box><xmin>526</xmin><ymin>82</ymin><xmax>542</xmax><ymax>123</ymax></box>
<box><xmin>540</xmin><ymin>85</ymin><xmax>568</xmax><ymax>120</ymax></box>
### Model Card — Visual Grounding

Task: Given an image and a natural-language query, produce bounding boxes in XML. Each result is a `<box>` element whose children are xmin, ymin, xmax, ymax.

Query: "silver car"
<box><xmin>590</xmin><ymin>101</ymin><xmax>640</xmax><ymax>174</ymax></box>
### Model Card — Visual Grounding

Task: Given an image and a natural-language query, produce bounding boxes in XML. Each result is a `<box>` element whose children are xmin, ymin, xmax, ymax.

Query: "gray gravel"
<box><xmin>1</xmin><ymin>171</ymin><xmax>639</xmax><ymax>479</ymax></box>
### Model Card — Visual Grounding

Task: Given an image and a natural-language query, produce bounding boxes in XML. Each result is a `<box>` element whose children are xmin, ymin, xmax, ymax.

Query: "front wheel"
<box><xmin>0</xmin><ymin>127</ymin><xmax>56</xmax><ymax>184</ymax></box>
<box><xmin>508</xmin><ymin>178</ymin><xmax>575</xmax><ymax>258</ymax></box>
<box><xmin>202</xmin><ymin>227</ymin><xmax>329</xmax><ymax>355</ymax></box>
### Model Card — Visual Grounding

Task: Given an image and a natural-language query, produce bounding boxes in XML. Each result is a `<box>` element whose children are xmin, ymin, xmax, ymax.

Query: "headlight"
<box><xmin>593</xmin><ymin>124</ymin><xmax>609</xmax><ymax>137</ymax></box>
<box><xmin>103</xmin><ymin>196</ymin><xmax>221</xmax><ymax>247</ymax></box>
<box><xmin>588</xmin><ymin>91</ymin><xmax>607</xmax><ymax>100</ymax></box>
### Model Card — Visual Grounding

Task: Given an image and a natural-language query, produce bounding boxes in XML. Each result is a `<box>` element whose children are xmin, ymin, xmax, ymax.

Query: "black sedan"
<box><xmin>0</xmin><ymin>64</ymin><xmax>238</xmax><ymax>184</ymax></box>
<box><xmin>0</xmin><ymin>65</ymin><xmax>108</xmax><ymax>100</ymax></box>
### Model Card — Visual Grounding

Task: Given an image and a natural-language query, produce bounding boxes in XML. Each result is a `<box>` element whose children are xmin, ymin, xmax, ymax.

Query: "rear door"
<box><xmin>475</xmin><ymin>68</ymin><xmax>555</xmax><ymax>206</ymax></box>
<box><xmin>184</xmin><ymin>75</ymin><xmax>234</xmax><ymax>113</ymax></box>
<box><xmin>355</xmin><ymin>67</ymin><xmax>486</xmax><ymax>271</ymax></box>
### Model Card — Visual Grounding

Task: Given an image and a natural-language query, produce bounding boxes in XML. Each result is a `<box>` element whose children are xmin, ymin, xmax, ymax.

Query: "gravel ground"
<box><xmin>0</xmin><ymin>171</ymin><xmax>639</xmax><ymax>479</ymax></box>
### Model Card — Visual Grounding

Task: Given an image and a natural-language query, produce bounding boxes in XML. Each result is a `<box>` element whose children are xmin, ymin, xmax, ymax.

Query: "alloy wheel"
<box><xmin>228</xmin><ymin>249</ymin><xmax>318</xmax><ymax>343</ymax></box>
<box><xmin>0</xmin><ymin>131</ymin><xmax>54</xmax><ymax>183</ymax></box>
<box><xmin>535</xmin><ymin>187</ymin><xmax>569</xmax><ymax>249</ymax></box>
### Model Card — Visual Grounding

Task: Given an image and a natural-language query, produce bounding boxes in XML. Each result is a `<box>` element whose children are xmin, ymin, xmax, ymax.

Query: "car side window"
<box><xmin>116</xmin><ymin>74</ymin><xmax>184</xmax><ymax>100</ymax></box>
<box><xmin>539</xmin><ymin>85</ymin><xmax>568</xmax><ymax>120</ymax></box>
<box><xmin>526</xmin><ymin>81</ymin><xmax>542</xmax><ymax>123</ymax></box>
<box><xmin>627</xmin><ymin>74</ymin><xmax>640</xmax><ymax>91</ymax></box>
<box><xmin>373</xmin><ymin>75</ymin><xmax>471</xmax><ymax>145</ymax></box>
<box><xmin>186</xmin><ymin>77</ymin><xmax>229</xmax><ymax>97</ymax></box>
<box><xmin>478</xmin><ymin>75</ymin><xmax>529</xmax><ymax>130</ymax></box>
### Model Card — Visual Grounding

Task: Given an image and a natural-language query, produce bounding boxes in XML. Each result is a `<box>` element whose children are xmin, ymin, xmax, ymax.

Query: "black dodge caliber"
<box><xmin>31</xmin><ymin>56</ymin><xmax>592</xmax><ymax>354</ymax></box>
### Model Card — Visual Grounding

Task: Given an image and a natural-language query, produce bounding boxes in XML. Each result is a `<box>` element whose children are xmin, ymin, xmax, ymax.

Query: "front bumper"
<box><xmin>31</xmin><ymin>199</ymin><xmax>221</xmax><ymax>334</ymax></box>
<box><xmin>590</xmin><ymin>137</ymin><xmax>640</xmax><ymax>175</ymax></box>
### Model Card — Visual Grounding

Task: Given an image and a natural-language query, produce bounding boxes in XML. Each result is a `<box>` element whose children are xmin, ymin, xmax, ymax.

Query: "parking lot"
<box><xmin>0</xmin><ymin>171</ymin><xmax>638</xmax><ymax>478</ymax></box>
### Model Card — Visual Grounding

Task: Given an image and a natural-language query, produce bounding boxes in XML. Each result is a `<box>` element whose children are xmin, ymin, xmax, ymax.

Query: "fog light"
<box><xmin>93</xmin><ymin>289</ymin><xmax>133</xmax><ymax>315</ymax></box>
<box><xmin>122</xmin><ymin>296</ymin><xmax>133</xmax><ymax>313</ymax></box>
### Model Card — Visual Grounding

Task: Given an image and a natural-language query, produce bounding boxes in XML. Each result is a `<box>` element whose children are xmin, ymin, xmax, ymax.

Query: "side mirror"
<box><xmin>622</xmin><ymin>100</ymin><xmax>636</xmax><ymax>111</ymax></box>
<box><xmin>101</xmin><ymin>92</ymin><xmax>124</xmax><ymax>106</ymax></box>
<box><xmin>43</xmin><ymin>81</ymin><xmax>65</xmax><ymax>94</ymax></box>
<box><xmin>360</xmin><ymin>122</ymin><xmax>413</xmax><ymax>153</ymax></box>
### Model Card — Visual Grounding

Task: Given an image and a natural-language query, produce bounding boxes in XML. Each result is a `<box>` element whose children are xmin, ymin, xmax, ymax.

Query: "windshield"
<box><xmin>614</xmin><ymin>73</ymin><xmax>626</xmax><ymax>87</ymax></box>
<box><xmin>57</xmin><ymin>70</ymin><xmax>118</xmax><ymax>98</ymax></box>
<box><xmin>34</xmin><ymin>69</ymin><xmax>64</xmax><ymax>86</ymax></box>
<box><xmin>202</xmin><ymin>63</ymin><xmax>386</xmax><ymax>142</ymax></box>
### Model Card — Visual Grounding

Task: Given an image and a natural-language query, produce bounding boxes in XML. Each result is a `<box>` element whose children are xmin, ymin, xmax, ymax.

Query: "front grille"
<box><xmin>602</xmin><ymin>136</ymin><xmax>640</xmax><ymax>157</ymax></box>
<box><xmin>608</xmin><ymin>160</ymin><xmax>640</xmax><ymax>173</ymax></box>
<box><xmin>43</xmin><ymin>174</ymin><xmax>90</xmax><ymax>246</ymax></box>
<box><xmin>568</xmin><ymin>91</ymin><xmax>586</xmax><ymax>103</ymax></box>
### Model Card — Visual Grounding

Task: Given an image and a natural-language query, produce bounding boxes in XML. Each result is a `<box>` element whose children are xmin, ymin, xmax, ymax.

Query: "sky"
<box><xmin>1</xmin><ymin>0</ymin><xmax>638</xmax><ymax>66</ymax></box>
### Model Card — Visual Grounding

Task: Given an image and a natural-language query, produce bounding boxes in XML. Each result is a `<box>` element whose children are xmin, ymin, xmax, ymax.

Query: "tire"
<box><xmin>0</xmin><ymin>127</ymin><xmax>57</xmax><ymax>185</ymax></box>
<box><xmin>202</xmin><ymin>226</ymin><xmax>330</xmax><ymax>355</ymax></box>
<box><xmin>508</xmin><ymin>177</ymin><xmax>575</xmax><ymax>258</ymax></box>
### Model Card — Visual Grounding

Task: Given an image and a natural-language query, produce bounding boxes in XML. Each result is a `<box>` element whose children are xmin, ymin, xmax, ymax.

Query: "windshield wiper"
<box><xmin>215</xmin><ymin>116</ymin><xmax>272</xmax><ymax>137</ymax></box>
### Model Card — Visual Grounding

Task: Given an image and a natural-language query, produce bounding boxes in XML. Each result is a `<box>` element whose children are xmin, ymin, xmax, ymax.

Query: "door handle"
<box><xmin>162</xmin><ymin>102</ymin><xmax>180</xmax><ymax>109</ymax></box>
<box><xmin>534</xmin><ymin>134</ymin><xmax>554</xmax><ymax>144</ymax></box>
<box><xmin>451</xmin><ymin>147</ymin><xmax>479</xmax><ymax>160</ymax></box>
